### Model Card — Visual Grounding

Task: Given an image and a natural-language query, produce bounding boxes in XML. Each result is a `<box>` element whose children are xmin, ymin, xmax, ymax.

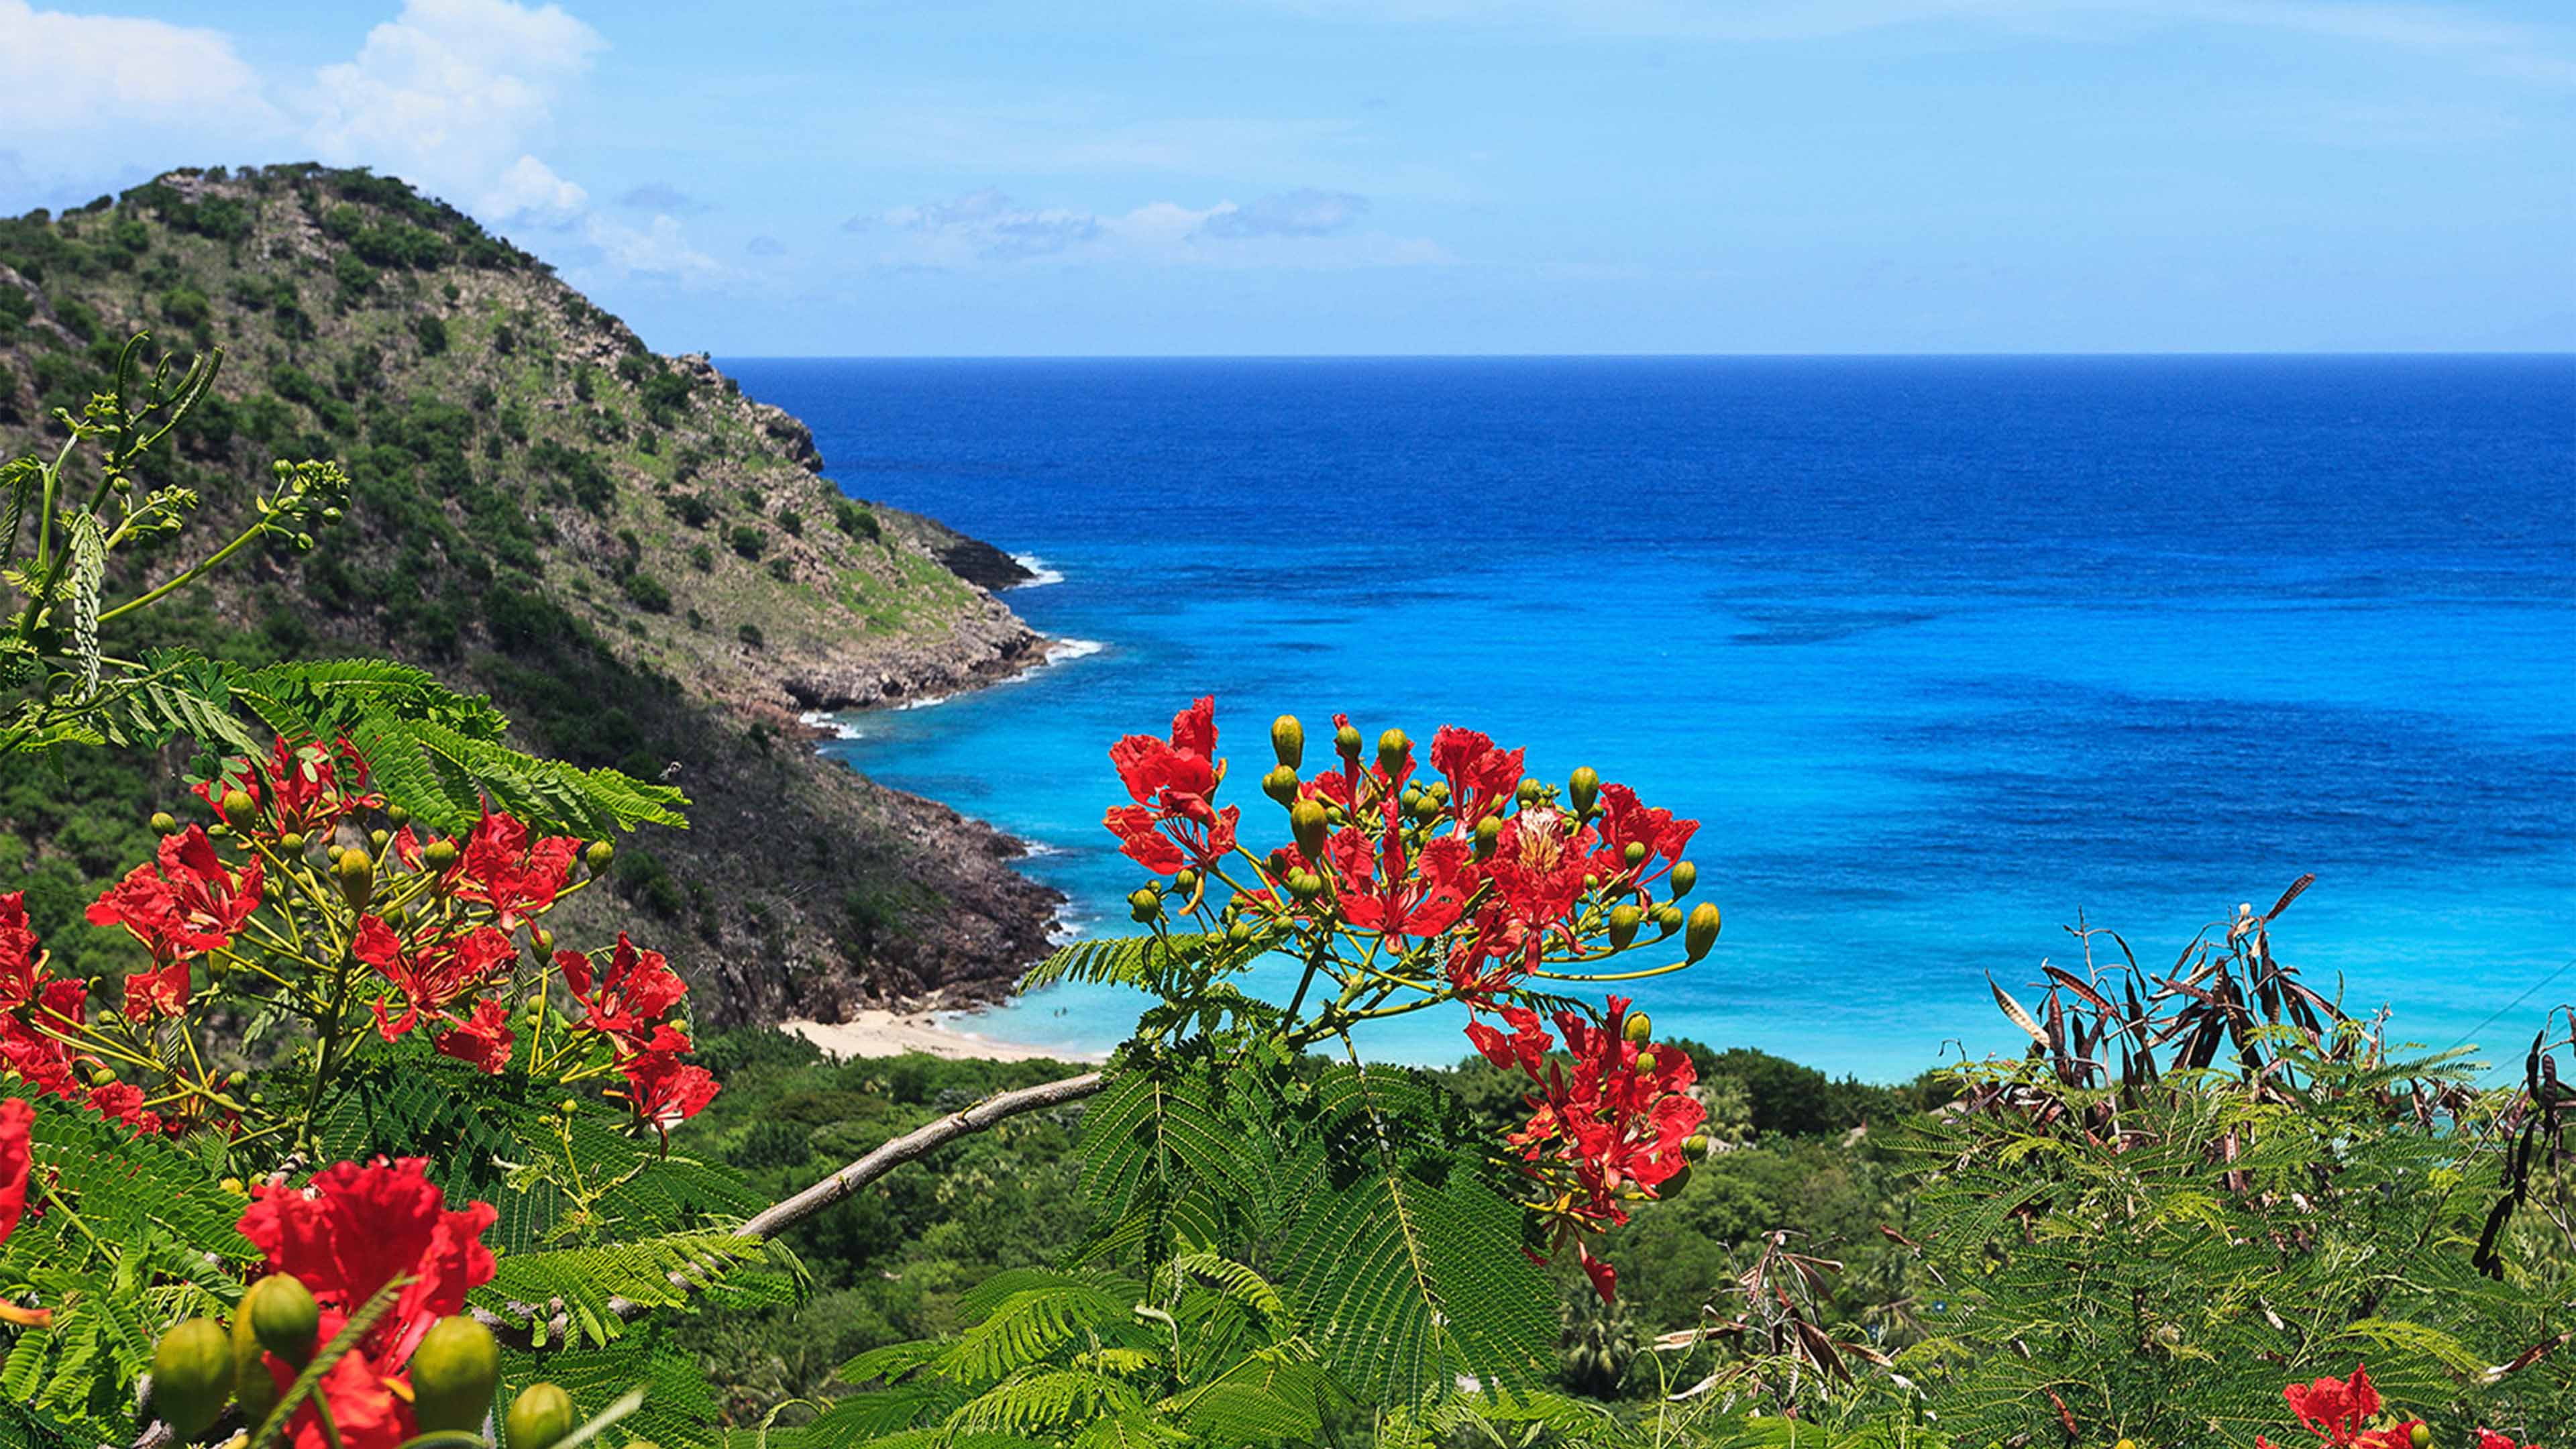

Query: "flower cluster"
<box><xmin>0</xmin><ymin>733</ymin><xmax>718</xmax><ymax>1148</ymax></box>
<box><xmin>1101</xmin><ymin>699</ymin><xmax>1720</xmax><ymax>1297</ymax></box>
<box><xmin>2257</xmin><ymin>1363</ymin><xmax>2540</xmax><ymax>1449</ymax></box>
<box><xmin>235</xmin><ymin>1157</ymin><xmax>499</xmax><ymax>1449</ymax></box>
<box><xmin>1469</xmin><ymin>997</ymin><xmax>1704</xmax><ymax>1301</ymax></box>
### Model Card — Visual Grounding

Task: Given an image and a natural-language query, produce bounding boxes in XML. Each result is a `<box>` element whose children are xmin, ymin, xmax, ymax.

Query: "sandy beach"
<box><xmin>782</xmin><ymin>1011</ymin><xmax>1108</xmax><ymax>1065</ymax></box>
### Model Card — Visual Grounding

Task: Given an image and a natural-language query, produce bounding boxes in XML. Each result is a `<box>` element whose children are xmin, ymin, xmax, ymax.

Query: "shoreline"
<box><xmin>783</xmin><ymin>1010</ymin><xmax>1109</xmax><ymax>1065</ymax></box>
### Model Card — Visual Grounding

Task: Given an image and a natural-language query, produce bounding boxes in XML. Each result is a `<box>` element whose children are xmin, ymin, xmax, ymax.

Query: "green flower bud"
<box><xmin>1428</xmin><ymin>781</ymin><xmax>1450</xmax><ymax>802</ymax></box>
<box><xmin>325</xmin><ymin>843</ymin><xmax>345</xmax><ymax>864</ymax></box>
<box><xmin>1474</xmin><ymin>816</ymin><xmax>1501</xmax><ymax>860</ymax></box>
<box><xmin>1622</xmin><ymin>841</ymin><xmax>1647</xmax><ymax>866</ymax></box>
<box><xmin>1262</xmin><ymin>765</ymin><xmax>1301</xmax><ymax>806</ymax></box>
<box><xmin>558</xmin><ymin>1097</ymin><xmax>580</xmax><ymax>1116</ymax></box>
<box><xmin>386</xmin><ymin>804</ymin><xmax>410</xmax><ymax>827</ymax></box>
<box><xmin>505</xmin><ymin>1382</ymin><xmax>578</xmax><ymax>1449</ymax></box>
<box><xmin>1608</xmin><ymin>904</ymin><xmax>1641</xmax><ymax>949</ymax></box>
<box><xmin>1409</xmin><ymin>793</ymin><xmax>1441</xmax><ymax>824</ymax></box>
<box><xmin>1582</xmin><ymin>873</ymin><xmax>1599</xmax><ymax>891</ymax></box>
<box><xmin>1684</xmin><ymin>1134</ymin><xmax>1710</xmax><ymax>1155</ymax></box>
<box><xmin>335</xmin><ymin>845</ymin><xmax>374</xmax><ymax>912</ymax></box>
<box><xmin>369</xmin><ymin>828</ymin><xmax>389</xmax><ymax>851</ymax></box>
<box><xmin>1289</xmin><ymin>869</ymin><xmax>1323</xmax><ymax>900</ymax></box>
<box><xmin>1669</xmin><ymin>861</ymin><xmax>1697</xmax><ymax>897</ymax></box>
<box><xmin>226</xmin><ymin>1069</ymin><xmax>248</xmax><ymax>1088</ymax></box>
<box><xmin>1289</xmin><ymin>800</ymin><xmax>1330</xmax><ymax>859</ymax></box>
<box><xmin>233</xmin><ymin>1305</ymin><xmax>280</xmax><ymax>1429</ymax></box>
<box><xmin>247</xmin><ymin>1273</ymin><xmax>319</xmax><ymax>1366</ymax></box>
<box><xmin>1653</xmin><ymin>904</ymin><xmax>1684</xmax><ymax>936</ymax></box>
<box><xmin>2408</xmin><ymin>1428</ymin><xmax>2430</xmax><ymax>1449</ymax></box>
<box><xmin>1377</xmin><ymin>729</ymin><xmax>1409</xmax><ymax>775</ymax></box>
<box><xmin>221</xmin><ymin>788</ymin><xmax>255</xmax><ymax>820</ymax></box>
<box><xmin>1270</xmin><ymin>714</ymin><xmax>1305</xmax><ymax>769</ymax></box>
<box><xmin>1334</xmin><ymin>722</ymin><xmax>1363</xmax><ymax>759</ymax></box>
<box><xmin>279</xmin><ymin>831</ymin><xmax>306</xmax><ymax>853</ymax></box>
<box><xmin>425</xmin><ymin>838</ymin><xmax>460</xmax><ymax>871</ymax></box>
<box><xmin>1635</xmin><ymin>1049</ymin><xmax>1657</xmax><ymax>1073</ymax></box>
<box><xmin>410</xmin><ymin>1314</ymin><xmax>502</xmax><ymax>1434</ymax></box>
<box><xmin>1515</xmin><ymin>778</ymin><xmax>1542</xmax><ymax>806</ymax></box>
<box><xmin>585</xmin><ymin>840</ymin><xmax>616</xmax><ymax>873</ymax></box>
<box><xmin>1128</xmin><ymin>888</ymin><xmax>1160</xmax><ymax>923</ymax></box>
<box><xmin>150</xmin><ymin>1318</ymin><xmax>232</xmax><ymax>1442</ymax></box>
<box><xmin>1684</xmin><ymin>902</ymin><xmax>1721</xmax><ymax>961</ymax></box>
<box><xmin>533</xmin><ymin>927</ymin><xmax>555</xmax><ymax>955</ymax></box>
<box><xmin>149</xmin><ymin>811</ymin><xmax>176</xmax><ymax>833</ymax></box>
<box><xmin>1174</xmin><ymin>868</ymin><xmax>1199</xmax><ymax>894</ymax></box>
<box><xmin>1227</xmin><ymin>920</ymin><xmax>1253</xmax><ymax>945</ymax></box>
<box><xmin>1568</xmin><ymin>766</ymin><xmax>1600</xmax><ymax>814</ymax></box>
<box><xmin>1624</xmin><ymin>1010</ymin><xmax>1653</xmax><ymax>1045</ymax></box>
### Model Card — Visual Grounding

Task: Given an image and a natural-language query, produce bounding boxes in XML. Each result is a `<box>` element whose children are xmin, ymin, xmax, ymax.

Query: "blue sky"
<box><xmin>1</xmin><ymin>0</ymin><xmax>2569</xmax><ymax>354</ymax></box>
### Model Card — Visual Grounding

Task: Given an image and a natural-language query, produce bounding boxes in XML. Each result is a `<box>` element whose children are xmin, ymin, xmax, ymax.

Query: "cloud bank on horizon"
<box><xmin>0</xmin><ymin>0</ymin><xmax>2567</xmax><ymax>354</ymax></box>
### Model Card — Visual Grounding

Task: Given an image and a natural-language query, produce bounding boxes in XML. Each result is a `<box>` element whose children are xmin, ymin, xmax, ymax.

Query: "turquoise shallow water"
<box><xmin>723</xmin><ymin>356</ymin><xmax>2576</xmax><ymax>1079</ymax></box>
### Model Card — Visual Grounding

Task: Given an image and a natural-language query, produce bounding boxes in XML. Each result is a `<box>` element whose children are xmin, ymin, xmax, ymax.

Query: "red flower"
<box><xmin>1588</xmin><ymin>782</ymin><xmax>1699</xmax><ymax>888</ymax></box>
<box><xmin>0</xmin><ymin>1097</ymin><xmax>46</xmax><ymax>1325</ymax></box>
<box><xmin>86</xmin><ymin>1080</ymin><xmax>161</xmax><ymax>1134</ymax></box>
<box><xmin>251</xmin><ymin>1324</ymin><xmax>410</xmax><ymax>1449</ymax></box>
<box><xmin>236</xmin><ymin>1157</ymin><xmax>498</xmax><ymax>1371</ymax></box>
<box><xmin>121</xmin><ymin>957</ymin><xmax>192</xmax><ymax>1023</ymax></box>
<box><xmin>1429</xmin><ymin>726</ymin><xmax>1525</xmax><ymax>828</ymax></box>
<box><xmin>2478</xmin><ymin>1432</ymin><xmax>2538</xmax><ymax>1449</ymax></box>
<box><xmin>1576</xmin><ymin>1242</ymin><xmax>1617</xmax><ymax>1305</ymax></box>
<box><xmin>86</xmin><ymin>826</ymin><xmax>262</xmax><ymax>965</ymax></box>
<box><xmin>1329</xmin><ymin>829</ymin><xmax>1473</xmax><ymax>939</ymax></box>
<box><xmin>1465</xmin><ymin>1005</ymin><xmax>1554</xmax><ymax>1077</ymax></box>
<box><xmin>0</xmin><ymin>892</ymin><xmax>43</xmax><ymax>1010</ymax></box>
<box><xmin>557</xmin><ymin>934</ymin><xmax>688</xmax><ymax>1047</ymax></box>
<box><xmin>1103</xmin><ymin>697</ymin><xmax>1238</xmax><ymax>877</ymax></box>
<box><xmin>449</xmin><ymin>806</ymin><xmax>581</xmax><ymax>929</ymax></box>
<box><xmin>431</xmin><ymin>998</ymin><xmax>515</xmax><ymax>1075</ymax></box>
<box><xmin>195</xmin><ymin>735</ymin><xmax>382</xmax><ymax>840</ymax></box>
<box><xmin>0</xmin><ymin>981</ymin><xmax>89</xmax><ymax>1099</ymax></box>
<box><xmin>2282</xmin><ymin>1363</ymin><xmax>2380</xmax><ymax>1446</ymax></box>
<box><xmin>2355</xmin><ymin>1426</ymin><xmax>2428</xmax><ymax>1449</ymax></box>
<box><xmin>618</xmin><ymin>1032</ymin><xmax>720</xmax><ymax>1134</ymax></box>
<box><xmin>354</xmin><ymin>916</ymin><xmax>515</xmax><ymax>1040</ymax></box>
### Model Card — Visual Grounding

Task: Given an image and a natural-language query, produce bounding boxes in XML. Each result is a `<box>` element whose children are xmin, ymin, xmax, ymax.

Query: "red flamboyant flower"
<box><xmin>196</xmin><ymin>735</ymin><xmax>382</xmax><ymax>840</ymax></box>
<box><xmin>354</xmin><ymin>916</ymin><xmax>515</xmax><ymax>1041</ymax></box>
<box><xmin>237</xmin><ymin>1157</ymin><xmax>498</xmax><ymax>1373</ymax></box>
<box><xmin>0</xmin><ymin>1097</ymin><xmax>46</xmax><ymax>1324</ymax></box>
<box><xmin>1588</xmin><ymin>783</ymin><xmax>1699</xmax><ymax>890</ymax></box>
<box><xmin>432</xmin><ymin>998</ymin><xmax>515</xmax><ymax>1075</ymax></box>
<box><xmin>557</xmin><ymin>934</ymin><xmax>688</xmax><ymax>1048</ymax></box>
<box><xmin>0</xmin><ymin>981</ymin><xmax>89</xmax><ymax>1101</ymax></box>
<box><xmin>121</xmin><ymin>958</ymin><xmax>191</xmax><ymax>1024</ymax></box>
<box><xmin>618</xmin><ymin>1029</ymin><xmax>720</xmax><ymax>1134</ymax></box>
<box><xmin>1429</xmin><ymin>726</ymin><xmax>1525</xmax><ymax>828</ymax></box>
<box><xmin>86</xmin><ymin>1081</ymin><xmax>161</xmax><ymax>1134</ymax></box>
<box><xmin>1479</xmin><ymin>809</ymin><xmax>1596</xmax><ymax>973</ymax></box>
<box><xmin>1328</xmin><ymin>829</ymin><xmax>1474</xmax><ymax>938</ymax></box>
<box><xmin>0</xmin><ymin>892</ymin><xmax>42</xmax><ymax>1010</ymax></box>
<box><xmin>87</xmin><ymin>827</ymin><xmax>262</xmax><ymax>975</ymax></box>
<box><xmin>2263</xmin><ymin>1363</ymin><xmax>2379</xmax><ymax>1448</ymax></box>
<box><xmin>1465</xmin><ymin>1005</ymin><xmax>1554</xmax><ymax>1077</ymax></box>
<box><xmin>448</xmin><ymin>806</ymin><xmax>582</xmax><ymax>929</ymax></box>
<box><xmin>1104</xmin><ymin>697</ymin><xmax>1239</xmax><ymax>876</ymax></box>
<box><xmin>2478</xmin><ymin>1431</ymin><xmax>2540</xmax><ymax>1449</ymax></box>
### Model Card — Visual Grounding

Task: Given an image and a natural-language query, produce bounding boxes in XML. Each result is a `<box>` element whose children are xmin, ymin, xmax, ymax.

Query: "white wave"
<box><xmin>1010</xmin><ymin>553</ymin><xmax>1066</xmax><ymax>588</ymax></box>
<box><xmin>1045</xmin><ymin>901</ymin><xmax>1088</xmax><ymax>945</ymax></box>
<box><xmin>1016</xmin><ymin>839</ymin><xmax>1065</xmax><ymax>859</ymax></box>
<box><xmin>797</xmin><ymin>710</ymin><xmax>867</xmax><ymax>740</ymax></box>
<box><xmin>1044</xmin><ymin>637</ymin><xmax>1105</xmax><ymax>665</ymax></box>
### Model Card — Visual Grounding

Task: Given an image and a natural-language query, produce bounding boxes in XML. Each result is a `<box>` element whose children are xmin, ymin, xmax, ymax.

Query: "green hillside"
<box><xmin>0</xmin><ymin>163</ymin><xmax>1061</xmax><ymax>1027</ymax></box>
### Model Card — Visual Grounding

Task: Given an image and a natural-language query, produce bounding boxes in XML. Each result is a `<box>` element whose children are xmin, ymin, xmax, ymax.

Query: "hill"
<box><xmin>0</xmin><ymin>163</ymin><xmax>1063</xmax><ymax>1026</ymax></box>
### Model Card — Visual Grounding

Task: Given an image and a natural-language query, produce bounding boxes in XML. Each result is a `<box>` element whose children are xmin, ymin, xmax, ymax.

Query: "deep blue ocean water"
<box><xmin>721</xmin><ymin>356</ymin><xmax>2576</xmax><ymax>1079</ymax></box>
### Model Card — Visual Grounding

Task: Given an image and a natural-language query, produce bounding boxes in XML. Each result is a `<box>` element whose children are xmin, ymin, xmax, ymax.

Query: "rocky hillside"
<box><xmin>0</xmin><ymin>164</ymin><xmax>1061</xmax><ymax>1027</ymax></box>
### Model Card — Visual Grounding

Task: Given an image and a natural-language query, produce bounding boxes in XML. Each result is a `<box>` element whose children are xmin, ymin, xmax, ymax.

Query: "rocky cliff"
<box><xmin>0</xmin><ymin>164</ymin><xmax>1061</xmax><ymax>1027</ymax></box>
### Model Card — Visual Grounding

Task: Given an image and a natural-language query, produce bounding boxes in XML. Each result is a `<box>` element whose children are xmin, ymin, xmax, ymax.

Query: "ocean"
<box><xmin>722</xmin><ymin>356</ymin><xmax>2576</xmax><ymax>1081</ymax></box>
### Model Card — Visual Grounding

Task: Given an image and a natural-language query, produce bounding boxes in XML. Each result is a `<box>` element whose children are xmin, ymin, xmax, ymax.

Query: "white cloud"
<box><xmin>305</xmin><ymin>0</ymin><xmax>606</xmax><ymax>220</ymax></box>
<box><xmin>0</xmin><ymin>1</ymin><xmax>274</xmax><ymax>125</ymax></box>
<box><xmin>582</xmin><ymin>212</ymin><xmax>718</xmax><ymax>280</ymax></box>
<box><xmin>850</xmin><ymin>188</ymin><xmax>1444</xmax><ymax>270</ymax></box>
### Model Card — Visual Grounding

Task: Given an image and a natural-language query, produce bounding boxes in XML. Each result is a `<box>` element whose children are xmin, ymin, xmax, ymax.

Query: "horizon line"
<box><xmin>708</xmin><ymin>349</ymin><xmax>2576</xmax><ymax>362</ymax></box>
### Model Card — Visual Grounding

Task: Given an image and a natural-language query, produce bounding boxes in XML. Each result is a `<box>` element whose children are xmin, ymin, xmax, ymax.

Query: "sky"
<box><xmin>0</xmin><ymin>0</ymin><xmax>2570</xmax><ymax>355</ymax></box>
